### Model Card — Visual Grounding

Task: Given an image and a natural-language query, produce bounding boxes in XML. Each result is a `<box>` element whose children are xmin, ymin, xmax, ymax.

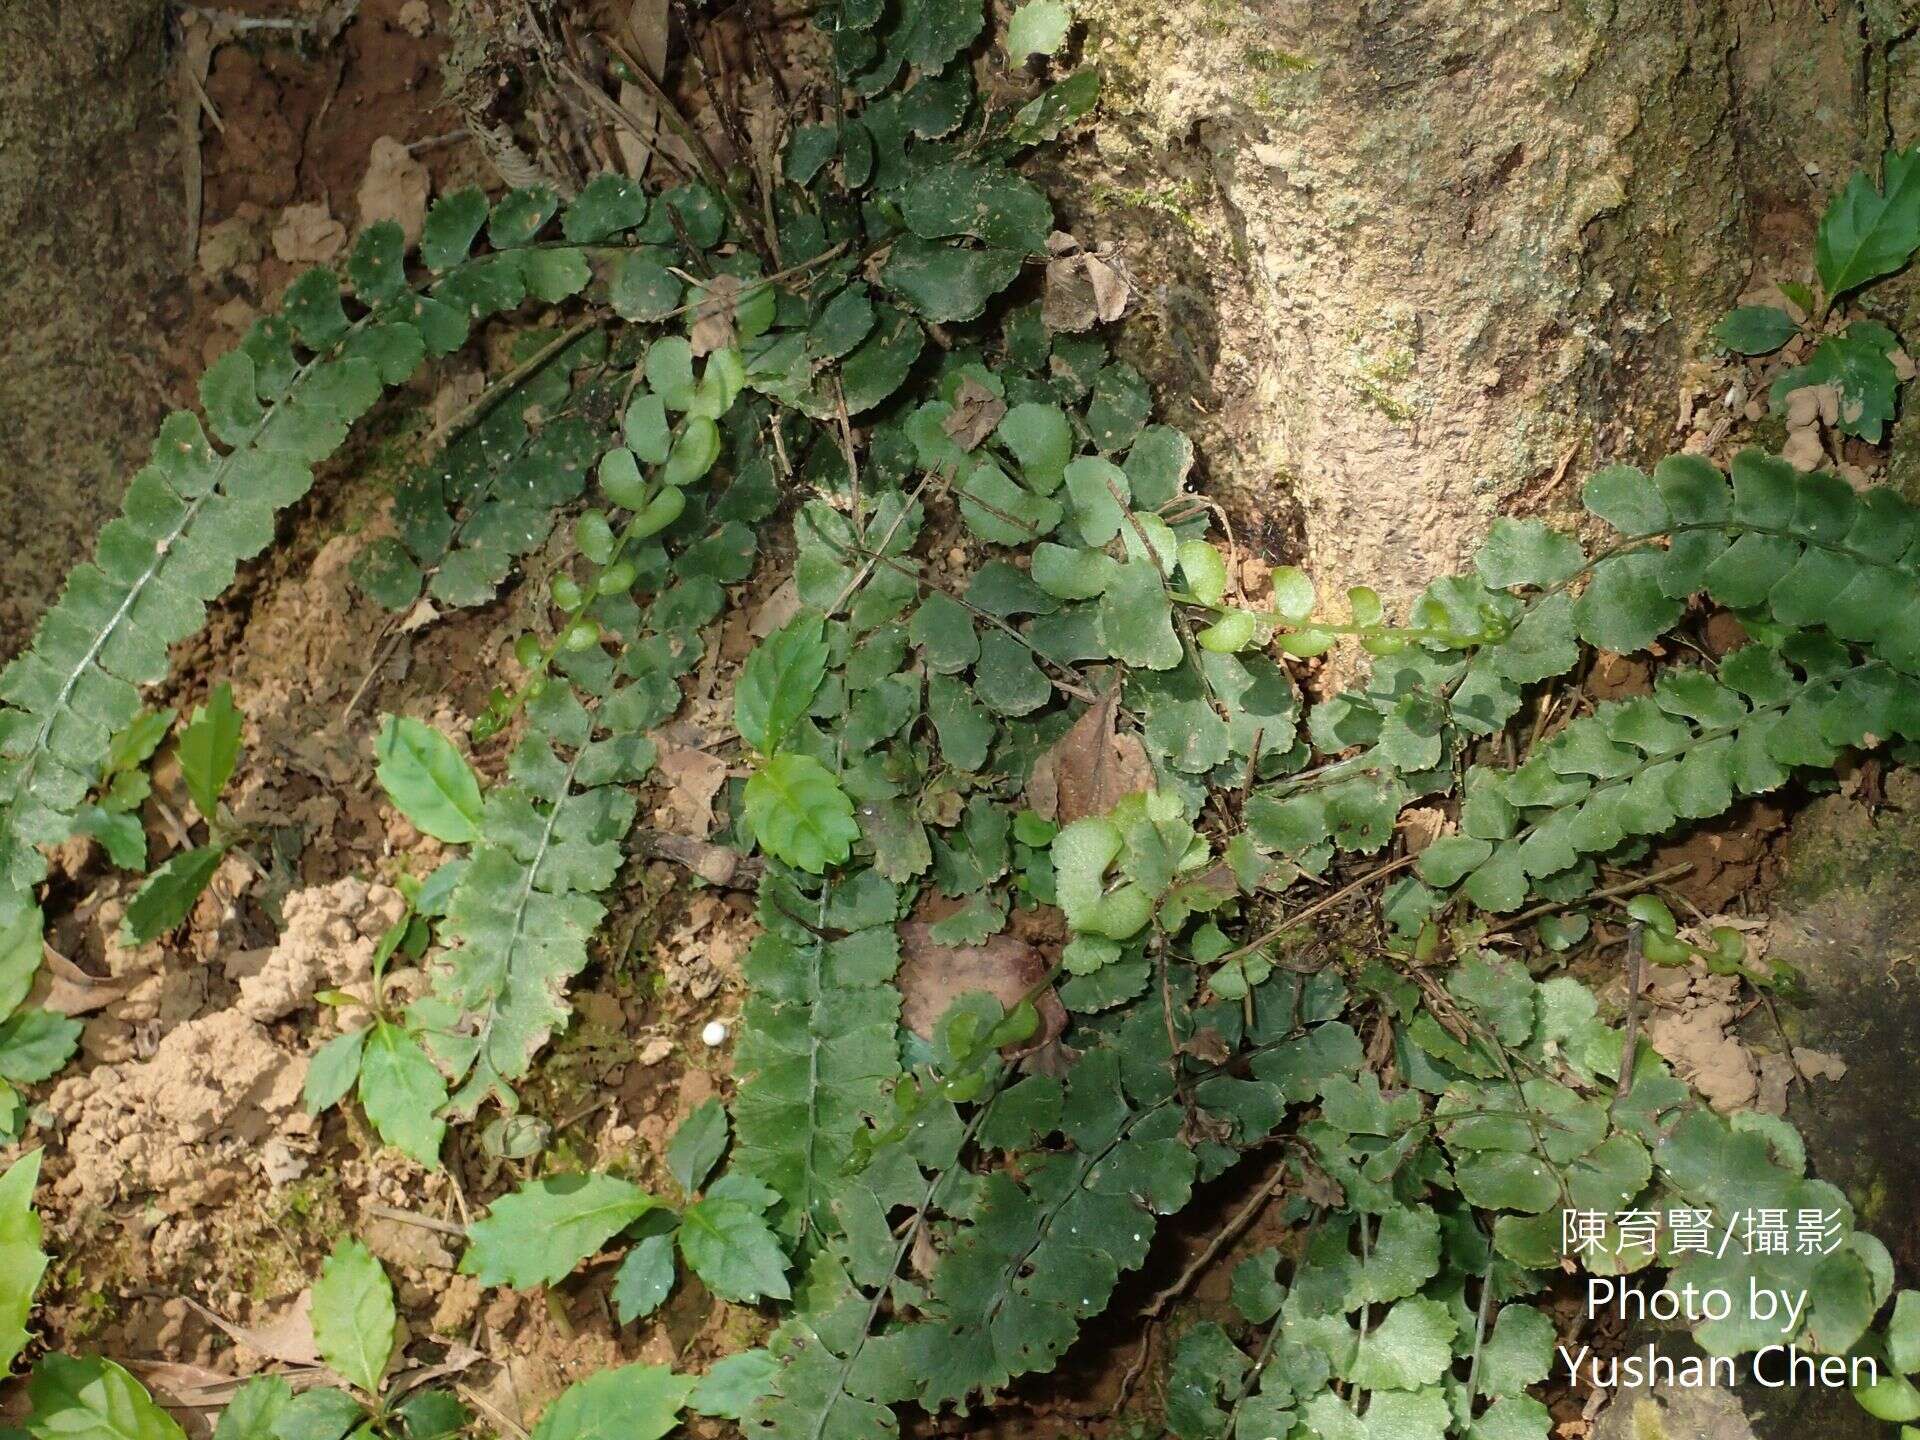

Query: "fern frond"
<box><xmin>733</xmin><ymin>870</ymin><xmax>904</xmax><ymax>1238</ymax></box>
<box><xmin>422</xmin><ymin>688</ymin><xmax>642</xmax><ymax>1114</ymax></box>
<box><xmin>1435</xmin><ymin>645</ymin><xmax>1920</xmax><ymax>911</ymax></box>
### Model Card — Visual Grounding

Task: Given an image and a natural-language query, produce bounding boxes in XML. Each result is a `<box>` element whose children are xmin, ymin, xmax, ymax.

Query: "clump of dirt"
<box><xmin>47</xmin><ymin>1008</ymin><xmax>306</xmax><ymax>1215</ymax></box>
<box><xmin>234</xmin><ymin>877</ymin><xmax>404</xmax><ymax>1023</ymax></box>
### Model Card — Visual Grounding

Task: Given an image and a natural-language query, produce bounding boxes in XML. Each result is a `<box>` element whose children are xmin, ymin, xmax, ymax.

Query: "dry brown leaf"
<box><xmin>271</xmin><ymin>203</ymin><xmax>346</xmax><ymax>265</ymax></box>
<box><xmin>1083</xmin><ymin>252</ymin><xmax>1133</xmax><ymax>323</ymax></box>
<box><xmin>1025</xmin><ymin>685</ymin><xmax>1153</xmax><ymax>824</ymax></box>
<box><xmin>358</xmin><ymin>136</ymin><xmax>431</xmax><ymax>248</ymax></box>
<box><xmin>35</xmin><ymin>947</ymin><xmax>132</xmax><ymax>1017</ymax></box>
<box><xmin>943</xmin><ymin>376</ymin><xmax>1007</xmax><ymax>452</ymax></box>
<box><xmin>749</xmin><ymin>578</ymin><xmax>803</xmax><ymax>638</ymax></box>
<box><xmin>651</xmin><ymin>740</ymin><xmax>729</xmax><ymax>836</ymax></box>
<box><xmin>1043</xmin><ymin>254</ymin><xmax>1099</xmax><ymax>333</ymax></box>
<box><xmin>896</xmin><ymin>922</ymin><xmax>1066</xmax><ymax>1054</ymax></box>
<box><xmin>183</xmin><ymin>1291</ymin><xmax>322</xmax><ymax>1368</ymax></box>
<box><xmin>690</xmin><ymin>273</ymin><xmax>741</xmax><ymax>357</ymax></box>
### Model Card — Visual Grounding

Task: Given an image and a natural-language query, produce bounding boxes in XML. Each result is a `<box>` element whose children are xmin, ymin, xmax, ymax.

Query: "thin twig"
<box><xmin>1612</xmin><ymin>924</ymin><xmax>1645</xmax><ymax>1112</ymax></box>
<box><xmin>1485</xmin><ymin>862</ymin><xmax>1692</xmax><ymax>935</ymax></box>
<box><xmin>364</xmin><ymin>1202</ymin><xmax>468</xmax><ymax>1238</ymax></box>
<box><xmin>1140</xmin><ymin>1159</ymin><xmax>1287</xmax><ymax>1319</ymax></box>
<box><xmin>1214</xmin><ymin>854</ymin><xmax>1417</xmax><ymax>968</ymax></box>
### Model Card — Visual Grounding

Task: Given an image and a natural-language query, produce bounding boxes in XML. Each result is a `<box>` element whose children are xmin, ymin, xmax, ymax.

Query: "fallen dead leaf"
<box><xmin>1026</xmin><ymin>684</ymin><xmax>1153</xmax><ymax>824</ymax></box>
<box><xmin>183</xmin><ymin>1291</ymin><xmax>321</xmax><ymax>1368</ymax></box>
<box><xmin>896</xmin><ymin>921</ymin><xmax>1066</xmax><ymax>1054</ymax></box>
<box><xmin>749</xmin><ymin>578</ymin><xmax>803</xmax><ymax>638</ymax></box>
<box><xmin>358</xmin><ymin>136</ymin><xmax>431</xmax><ymax>248</ymax></box>
<box><xmin>689</xmin><ymin>273</ymin><xmax>741</xmax><ymax>357</ymax></box>
<box><xmin>943</xmin><ymin>376</ymin><xmax>1007</xmax><ymax>452</ymax></box>
<box><xmin>271</xmin><ymin>203</ymin><xmax>346</xmax><ymax>265</ymax></box>
<box><xmin>650</xmin><ymin>740</ymin><xmax>729</xmax><ymax>837</ymax></box>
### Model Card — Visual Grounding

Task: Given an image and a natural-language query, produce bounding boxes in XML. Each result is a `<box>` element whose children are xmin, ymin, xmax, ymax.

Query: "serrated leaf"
<box><xmin>177</xmin><ymin>683</ymin><xmax>240</xmax><ymax>823</ymax></box>
<box><xmin>0</xmin><ymin>1150</ymin><xmax>45</xmax><ymax>1373</ymax></box>
<box><xmin>359</xmin><ymin>1021</ymin><xmax>446</xmax><ymax>1168</ymax></box>
<box><xmin>1474</xmin><ymin>518</ymin><xmax>1584</xmax><ymax>590</ymax></box>
<box><xmin>528</xmin><ymin>1366</ymin><xmax>692</xmax><ymax>1440</ymax></box>
<box><xmin>613</xmin><ymin>1233</ymin><xmax>677</xmax><ymax>1323</ymax></box>
<box><xmin>374</xmin><ymin>716</ymin><xmax>484</xmax><ymax>844</ymax></box>
<box><xmin>736</xmin><ymin>614</ymin><xmax>829</xmax><ymax>756</ymax></box>
<box><xmin>0</xmin><ymin>1012</ymin><xmax>81</xmax><ymax>1084</ymax></box>
<box><xmin>688</xmin><ymin>1350</ymin><xmax>779</xmax><ymax>1419</ymax></box>
<box><xmin>119</xmin><ymin>844</ymin><xmax>224</xmax><ymax>944</ymax></box>
<box><xmin>311</xmin><ymin>1238</ymin><xmax>394</xmax><ymax>1395</ymax></box>
<box><xmin>212</xmin><ymin>1376</ymin><xmax>291</xmax><ymax>1440</ymax></box>
<box><xmin>679</xmin><ymin>1190</ymin><xmax>791</xmax><ymax>1303</ymax></box>
<box><xmin>462</xmin><ymin>1173</ymin><xmax>658</xmax><ymax>1289</ymax></box>
<box><xmin>26</xmin><ymin>1356</ymin><xmax>187</xmax><ymax>1440</ymax></box>
<box><xmin>745</xmin><ymin>753</ymin><xmax>858</xmax><ymax>873</ymax></box>
<box><xmin>1816</xmin><ymin>146</ymin><xmax>1920</xmax><ymax>302</ymax></box>
<box><xmin>667</xmin><ymin>1098</ymin><xmax>729</xmax><ymax>1194</ymax></box>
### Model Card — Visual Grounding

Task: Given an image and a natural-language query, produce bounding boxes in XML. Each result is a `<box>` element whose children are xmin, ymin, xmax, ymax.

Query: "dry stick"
<box><xmin>1462</xmin><ymin>1239</ymin><xmax>1498</xmax><ymax>1407</ymax></box>
<box><xmin>828</xmin><ymin>471</ymin><xmax>935</xmax><ymax>614</ymax></box>
<box><xmin>364</xmin><ymin>1202</ymin><xmax>468</xmax><ymax>1239</ymax></box>
<box><xmin>1484</xmin><ymin>862</ymin><xmax>1693</xmax><ymax>936</ymax></box>
<box><xmin>1213</xmin><ymin>854</ymin><xmax>1418</xmax><ymax>969</ymax></box>
<box><xmin>458</xmin><ymin>1383</ymin><xmax>532</xmax><ymax>1440</ymax></box>
<box><xmin>557</xmin><ymin>62</ymin><xmax>700</xmax><ymax>188</ymax></box>
<box><xmin>1140</xmin><ymin>1157</ymin><xmax>1288</xmax><ymax>1319</ymax></box>
<box><xmin>1612</xmin><ymin>924</ymin><xmax>1646</xmax><ymax>1112</ymax></box>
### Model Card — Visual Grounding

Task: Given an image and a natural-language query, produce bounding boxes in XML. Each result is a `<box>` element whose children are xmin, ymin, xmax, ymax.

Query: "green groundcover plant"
<box><xmin>3</xmin><ymin>2</ymin><xmax>1920</xmax><ymax>1437</ymax></box>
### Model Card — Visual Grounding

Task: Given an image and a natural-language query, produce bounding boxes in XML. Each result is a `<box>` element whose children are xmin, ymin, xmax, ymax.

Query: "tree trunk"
<box><xmin>0</xmin><ymin>0</ymin><xmax>178</xmax><ymax>658</ymax></box>
<box><xmin>1072</xmin><ymin>0</ymin><xmax>1919</xmax><ymax>604</ymax></box>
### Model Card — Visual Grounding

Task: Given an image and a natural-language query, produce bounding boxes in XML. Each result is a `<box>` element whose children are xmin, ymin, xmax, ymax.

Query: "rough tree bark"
<box><xmin>1072</xmin><ymin>0</ymin><xmax>1920</xmax><ymax>605</ymax></box>
<box><xmin>0</xmin><ymin>0</ymin><xmax>178</xmax><ymax>657</ymax></box>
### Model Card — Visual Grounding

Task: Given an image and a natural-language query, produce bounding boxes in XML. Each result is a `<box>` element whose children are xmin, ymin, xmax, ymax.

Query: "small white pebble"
<box><xmin>701</xmin><ymin>1020</ymin><xmax>730</xmax><ymax>1047</ymax></box>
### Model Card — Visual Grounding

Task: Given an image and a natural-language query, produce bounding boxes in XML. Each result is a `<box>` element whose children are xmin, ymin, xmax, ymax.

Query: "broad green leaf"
<box><xmin>1270</xmin><ymin>566</ymin><xmax>1316</xmax><ymax>622</ymax></box>
<box><xmin>212</xmin><ymin>1377</ymin><xmax>292</xmax><ymax>1440</ymax></box>
<box><xmin>528</xmin><ymin>1365</ymin><xmax>692</xmax><ymax>1440</ymax></box>
<box><xmin>1477</xmin><ymin>1305</ymin><xmax>1555</xmax><ymax>1392</ymax></box>
<box><xmin>0</xmin><ymin>1012</ymin><xmax>82</xmax><ymax>1084</ymax></box>
<box><xmin>1100</xmin><ymin>560</ymin><xmax>1181</xmax><ymax>670</ymax></box>
<box><xmin>374</xmin><ymin>716</ymin><xmax>484</xmax><ymax>844</ymax></box>
<box><xmin>996</xmin><ymin>403</ymin><xmax>1073</xmax><ymax>491</ymax></box>
<box><xmin>1816</xmin><ymin>146</ymin><xmax>1920</xmax><ymax>302</ymax></box>
<box><xmin>562</xmin><ymin>174</ymin><xmax>649</xmax><ymax>242</ymax></box>
<box><xmin>268</xmin><ymin>1386</ymin><xmax>360</xmax><ymax>1440</ymax></box>
<box><xmin>1474</xmin><ymin>518</ymin><xmax>1584</xmax><ymax>590</ymax></box>
<box><xmin>462</xmin><ymin>1173</ymin><xmax>659</xmax><ymax>1289</ymax></box>
<box><xmin>1347</xmin><ymin>1297</ymin><xmax>1456</xmax><ymax>1390</ymax></box>
<box><xmin>1177</xmin><ymin>540</ymin><xmax>1229</xmax><ymax>606</ymax></box>
<box><xmin>735</xmin><ymin>613</ymin><xmax>829</xmax><ymax>756</ymax></box>
<box><xmin>119</xmin><ymin>844</ymin><xmax>224</xmax><ymax>944</ymax></box>
<box><xmin>1712</xmin><ymin>305</ymin><xmax>1800</xmax><ymax>354</ymax></box>
<box><xmin>679</xmin><ymin>1183</ymin><xmax>792</xmax><ymax>1303</ymax></box>
<box><xmin>26</xmin><ymin>1356</ymin><xmax>187</xmax><ymax>1440</ymax></box>
<box><xmin>1891</xmin><ymin>1290</ymin><xmax>1920</xmax><ymax>1374</ymax></box>
<box><xmin>421</xmin><ymin>189</ymin><xmax>487</xmax><ymax>271</ymax></box>
<box><xmin>1007</xmin><ymin>0</ymin><xmax>1070</xmax><ymax>58</ymax></box>
<box><xmin>613</xmin><ymin>1233</ymin><xmax>677</xmax><ymax>1323</ymax></box>
<box><xmin>358</xmin><ymin>1021</ymin><xmax>447</xmax><ymax>1169</ymax></box>
<box><xmin>1770</xmin><ymin>322</ymin><xmax>1902</xmax><ymax>441</ymax></box>
<box><xmin>311</xmin><ymin>1239</ymin><xmax>395</xmax><ymax>1395</ymax></box>
<box><xmin>177</xmin><ymin>683</ymin><xmax>241</xmax><ymax>823</ymax></box>
<box><xmin>0</xmin><ymin>1150</ymin><xmax>46</xmax><ymax>1373</ymax></box>
<box><xmin>901</xmin><ymin>163</ymin><xmax>1053</xmax><ymax>253</ymax></box>
<box><xmin>687</xmin><ymin>1351</ymin><xmax>779</xmax><ymax>1419</ymax></box>
<box><xmin>302</xmin><ymin>1028</ymin><xmax>367</xmax><ymax>1115</ymax></box>
<box><xmin>744</xmin><ymin>753</ymin><xmax>858</xmax><ymax>873</ymax></box>
<box><xmin>666</xmin><ymin>1098</ymin><xmax>729</xmax><ymax>1194</ymax></box>
<box><xmin>0</xmin><ymin>900</ymin><xmax>41</xmax><ymax>1025</ymax></box>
